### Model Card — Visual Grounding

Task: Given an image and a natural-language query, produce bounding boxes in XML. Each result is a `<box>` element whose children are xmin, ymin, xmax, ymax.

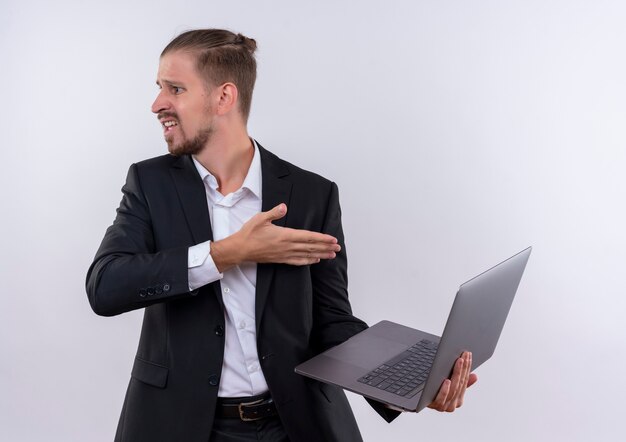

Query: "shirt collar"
<box><xmin>191</xmin><ymin>139</ymin><xmax>262</xmax><ymax>200</ymax></box>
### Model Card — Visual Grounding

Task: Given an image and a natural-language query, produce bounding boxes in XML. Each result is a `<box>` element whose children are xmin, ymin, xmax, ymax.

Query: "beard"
<box><xmin>167</xmin><ymin>125</ymin><xmax>214</xmax><ymax>157</ymax></box>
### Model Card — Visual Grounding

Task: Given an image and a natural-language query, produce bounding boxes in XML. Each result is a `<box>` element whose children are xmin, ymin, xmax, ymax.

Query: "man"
<box><xmin>86</xmin><ymin>29</ymin><xmax>477</xmax><ymax>442</ymax></box>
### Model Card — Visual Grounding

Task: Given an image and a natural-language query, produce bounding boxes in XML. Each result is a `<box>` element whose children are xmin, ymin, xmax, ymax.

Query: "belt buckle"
<box><xmin>238</xmin><ymin>398</ymin><xmax>264</xmax><ymax>422</ymax></box>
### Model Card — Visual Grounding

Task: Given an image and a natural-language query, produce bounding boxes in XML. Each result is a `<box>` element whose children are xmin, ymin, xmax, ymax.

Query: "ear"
<box><xmin>215</xmin><ymin>82</ymin><xmax>239</xmax><ymax>116</ymax></box>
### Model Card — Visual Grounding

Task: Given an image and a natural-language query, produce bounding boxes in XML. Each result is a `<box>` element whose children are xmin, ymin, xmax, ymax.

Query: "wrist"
<box><xmin>210</xmin><ymin>234</ymin><xmax>244</xmax><ymax>272</ymax></box>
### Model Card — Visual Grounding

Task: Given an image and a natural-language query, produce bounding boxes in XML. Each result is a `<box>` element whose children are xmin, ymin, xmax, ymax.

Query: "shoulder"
<box><xmin>258</xmin><ymin>143</ymin><xmax>334</xmax><ymax>191</ymax></box>
<box><xmin>121</xmin><ymin>154</ymin><xmax>190</xmax><ymax>195</ymax></box>
<box><xmin>127</xmin><ymin>154</ymin><xmax>192</xmax><ymax>184</ymax></box>
<box><xmin>133</xmin><ymin>153</ymin><xmax>181</xmax><ymax>173</ymax></box>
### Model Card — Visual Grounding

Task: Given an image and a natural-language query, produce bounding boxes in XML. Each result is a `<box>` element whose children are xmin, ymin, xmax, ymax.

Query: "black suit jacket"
<box><xmin>86</xmin><ymin>144</ymin><xmax>398</xmax><ymax>442</ymax></box>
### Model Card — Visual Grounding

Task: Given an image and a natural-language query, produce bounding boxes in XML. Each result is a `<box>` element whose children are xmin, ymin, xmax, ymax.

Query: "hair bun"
<box><xmin>234</xmin><ymin>33</ymin><xmax>257</xmax><ymax>52</ymax></box>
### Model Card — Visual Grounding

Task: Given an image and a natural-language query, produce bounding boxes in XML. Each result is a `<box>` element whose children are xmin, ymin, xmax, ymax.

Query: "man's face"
<box><xmin>152</xmin><ymin>51</ymin><xmax>214</xmax><ymax>156</ymax></box>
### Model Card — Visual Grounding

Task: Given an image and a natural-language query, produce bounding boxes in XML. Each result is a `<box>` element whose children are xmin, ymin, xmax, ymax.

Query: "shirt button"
<box><xmin>208</xmin><ymin>374</ymin><xmax>219</xmax><ymax>386</ymax></box>
<box><xmin>223</xmin><ymin>287</ymin><xmax>230</xmax><ymax>294</ymax></box>
<box><xmin>238</xmin><ymin>320</ymin><xmax>246</xmax><ymax>330</ymax></box>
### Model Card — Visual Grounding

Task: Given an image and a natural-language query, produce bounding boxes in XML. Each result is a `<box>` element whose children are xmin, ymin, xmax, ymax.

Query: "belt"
<box><xmin>216</xmin><ymin>392</ymin><xmax>277</xmax><ymax>422</ymax></box>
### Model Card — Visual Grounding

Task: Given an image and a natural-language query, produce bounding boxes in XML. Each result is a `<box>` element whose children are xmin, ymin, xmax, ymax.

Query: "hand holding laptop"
<box><xmin>426</xmin><ymin>351</ymin><xmax>478</xmax><ymax>412</ymax></box>
<box><xmin>385</xmin><ymin>351</ymin><xmax>478</xmax><ymax>413</ymax></box>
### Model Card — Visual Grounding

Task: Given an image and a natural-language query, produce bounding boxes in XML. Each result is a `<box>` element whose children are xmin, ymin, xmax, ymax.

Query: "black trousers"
<box><xmin>209</xmin><ymin>415</ymin><xmax>290</xmax><ymax>442</ymax></box>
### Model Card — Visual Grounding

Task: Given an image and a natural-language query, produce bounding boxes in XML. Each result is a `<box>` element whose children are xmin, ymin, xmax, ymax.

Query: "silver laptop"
<box><xmin>295</xmin><ymin>247</ymin><xmax>531</xmax><ymax>412</ymax></box>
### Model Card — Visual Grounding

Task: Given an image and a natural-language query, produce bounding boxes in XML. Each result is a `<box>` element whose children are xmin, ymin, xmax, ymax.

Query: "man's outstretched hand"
<box><xmin>427</xmin><ymin>351</ymin><xmax>478</xmax><ymax>412</ymax></box>
<box><xmin>385</xmin><ymin>351</ymin><xmax>478</xmax><ymax>414</ymax></box>
<box><xmin>210</xmin><ymin>203</ymin><xmax>341</xmax><ymax>272</ymax></box>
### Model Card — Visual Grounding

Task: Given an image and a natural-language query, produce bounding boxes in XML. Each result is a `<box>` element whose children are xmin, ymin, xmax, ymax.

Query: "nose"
<box><xmin>151</xmin><ymin>89</ymin><xmax>170</xmax><ymax>114</ymax></box>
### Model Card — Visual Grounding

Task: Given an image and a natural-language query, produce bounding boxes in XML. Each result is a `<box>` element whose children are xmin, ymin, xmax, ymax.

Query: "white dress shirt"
<box><xmin>187</xmin><ymin>140</ymin><xmax>269</xmax><ymax>397</ymax></box>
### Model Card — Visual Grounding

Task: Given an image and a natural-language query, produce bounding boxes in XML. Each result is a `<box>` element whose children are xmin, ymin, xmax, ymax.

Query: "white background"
<box><xmin>1</xmin><ymin>1</ymin><xmax>625</xmax><ymax>441</ymax></box>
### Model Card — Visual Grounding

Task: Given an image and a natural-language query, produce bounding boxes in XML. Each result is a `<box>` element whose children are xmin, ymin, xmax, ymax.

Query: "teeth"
<box><xmin>164</xmin><ymin>121</ymin><xmax>178</xmax><ymax>127</ymax></box>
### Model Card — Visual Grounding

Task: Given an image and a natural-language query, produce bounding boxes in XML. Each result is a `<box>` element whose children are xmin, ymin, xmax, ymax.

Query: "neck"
<box><xmin>193</xmin><ymin>126</ymin><xmax>254</xmax><ymax>195</ymax></box>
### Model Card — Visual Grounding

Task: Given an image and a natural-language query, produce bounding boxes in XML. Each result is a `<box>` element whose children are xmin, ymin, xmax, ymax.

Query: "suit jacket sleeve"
<box><xmin>308</xmin><ymin>181</ymin><xmax>365</xmax><ymax>351</ymax></box>
<box><xmin>85</xmin><ymin>163</ymin><xmax>191</xmax><ymax>316</ymax></box>
<box><xmin>309</xmin><ymin>182</ymin><xmax>401</xmax><ymax>423</ymax></box>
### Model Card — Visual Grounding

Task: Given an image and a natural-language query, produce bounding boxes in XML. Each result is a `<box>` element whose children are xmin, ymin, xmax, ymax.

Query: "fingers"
<box><xmin>456</xmin><ymin>352</ymin><xmax>472</xmax><ymax>408</ymax></box>
<box><xmin>285</xmin><ymin>227</ymin><xmax>338</xmax><ymax>245</ymax></box>
<box><xmin>242</xmin><ymin>204</ymin><xmax>341</xmax><ymax>265</ymax></box>
<box><xmin>467</xmin><ymin>373</ymin><xmax>478</xmax><ymax>388</ymax></box>
<box><xmin>262</xmin><ymin>205</ymin><xmax>340</xmax><ymax>248</ymax></box>
<box><xmin>264</xmin><ymin>203</ymin><xmax>288</xmax><ymax>222</ymax></box>
<box><xmin>280</xmin><ymin>246</ymin><xmax>337</xmax><ymax>265</ymax></box>
<box><xmin>428</xmin><ymin>379</ymin><xmax>451</xmax><ymax>411</ymax></box>
<box><xmin>283</xmin><ymin>257</ymin><xmax>322</xmax><ymax>266</ymax></box>
<box><xmin>445</xmin><ymin>356</ymin><xmax>465</xmax><ymax>412</ymax></box>
<box><xmin>261</xmin><ymin>204</ymin><xmax>338</xmax><ymax>244</ymax></box>
<box><xmin>287</xmin><ymin>241</ymin><xmax>341</xmax><ymax>256</ymax></box>
<box><xmin>428</xmin><ymin>351</ymin><xmax>474</xmax><ymax>413</ymax></box>
<box><xmin>289</xmin><ymin>252</ymin><xmax>336</xmax><ymax>261</ymax></box>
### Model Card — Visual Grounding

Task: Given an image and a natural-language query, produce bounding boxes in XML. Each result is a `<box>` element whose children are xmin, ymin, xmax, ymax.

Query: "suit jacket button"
<box><xmin>214</xmin><ymin>325</ymin><xmax>224</xmax><ymax>337</ymax></box>
<box><xmin>146</xmin><ymin>287</ymin><xmax>155</xmax><ymax>296</ymax></box>
<box><xmin>208</xmin><ymin>374</ymin><xmax>219</xmax><ymax>386</ymax></box>
<box><xmin>163</xmin><ymin>283</ymin><xmax>171</xmax><ymax>292</ymax></box>
<box><xmin>139</xmin><ymin>289</ymin><xmax>147</xmax><ymax>298</ymax></box>
<box><xmin>155</xmin><ymin>286</ymin><xmax>163</xmax><ymax>295</ymax></box>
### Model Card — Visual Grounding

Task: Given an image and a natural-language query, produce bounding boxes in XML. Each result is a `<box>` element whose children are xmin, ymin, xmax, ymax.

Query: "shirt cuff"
<box><xmin>188</xmin><ymin>241</ymin><xmax>223</xmax><ymax>290</ymax></box>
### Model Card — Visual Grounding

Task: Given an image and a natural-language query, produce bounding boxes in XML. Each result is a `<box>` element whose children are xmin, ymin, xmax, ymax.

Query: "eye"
<box><xmin>172</xmin><ymin>86</ymin><xmax>184</xmax><ymax>95</ymax></box>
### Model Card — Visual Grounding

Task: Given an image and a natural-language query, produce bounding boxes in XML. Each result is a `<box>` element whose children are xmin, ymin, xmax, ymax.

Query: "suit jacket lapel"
<box><xmin>170</xmin><ymin>155</ymin><xmax>224</xmax><ymax>304</ymax></box>
<box><xmin>170</xmin><ymin>155</ymin><xmax>214</xmax><ymax>244</ymax></box>
<box><xmin>255</xmin><ymin>144</ymin><xmax>292</xmax><ymax>331</ymax></box>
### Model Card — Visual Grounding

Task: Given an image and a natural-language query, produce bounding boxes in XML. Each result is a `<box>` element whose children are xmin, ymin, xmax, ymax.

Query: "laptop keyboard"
<box><xmin>357</xmin><ymin>339</ymin><xmax>438</xmax><ymax>399</ymax></box>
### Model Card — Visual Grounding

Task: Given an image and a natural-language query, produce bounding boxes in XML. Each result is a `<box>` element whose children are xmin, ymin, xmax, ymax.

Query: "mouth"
<box><xmin>160</xmin><ymin>118</ymin><xmax>179</xmax><ymax>135</ymax></box>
